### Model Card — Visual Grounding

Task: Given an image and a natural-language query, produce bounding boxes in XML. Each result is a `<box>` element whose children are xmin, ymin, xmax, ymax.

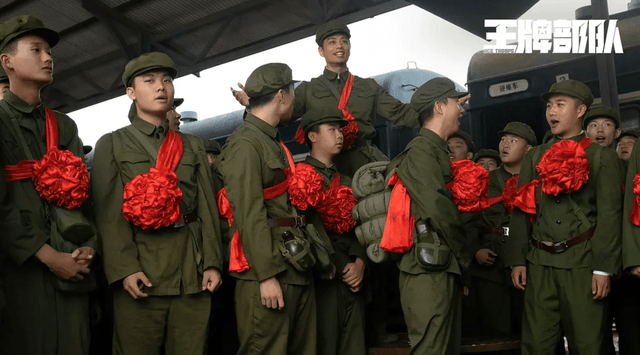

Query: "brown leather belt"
<box><xmin>268</xmin><ymin>215</ymin><xmax>306</xmax><ymax>228</ymax></box>
<box><xmin>486</xmin><ymin>226</ymin><xmax>510</xmax><ymax>237</ymax></box>
<box><xmin>173</xmin><ymin>212</ymin><xmax>199</xmax><ymax>228</ymax></box>
<box><xmin>352</xmin><ymin>139</ymin><xmax>372</xmax><ymax>148</ymax></box>
<box><xmin>530</xmin><ymin>227</ymin><xmax>595</xmax><ymax>254</ymax></box>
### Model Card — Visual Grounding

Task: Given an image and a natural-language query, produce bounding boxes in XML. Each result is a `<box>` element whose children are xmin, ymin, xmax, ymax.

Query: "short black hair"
<box><xmin>1</xmin><ymin>38</ymin><xmax>19</xmax><ymax>55</ymax></box>
<box><xmin>304</xmin><ymin>124</ymin><xmax>321</xmax><ymax>147</ymax></box>
<box><xmin>417</xmin><ymin>98</ymin><xmax>448</xmax><ymax>126</ymax></box>
<box><xmin>248</xmin><ymin>83</ymin><xmax>294</xmax><ymax>109</ymax></box>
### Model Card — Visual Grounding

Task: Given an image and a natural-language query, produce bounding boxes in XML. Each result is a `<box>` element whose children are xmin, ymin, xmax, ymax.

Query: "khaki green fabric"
<box><xmin>245</xmin><ymin>63</ymin><xmax>295</xmax><ymax>98</ymax></box>
<box><xmin>0</xmin><ymin>90</ymin><xmax>92</xmax><ymax>354</ymax></box>
<box><xmin>92</xmin><ymin>114</ymin><xmax>223</xmax><ymax>295</ymax></box>
<box><xmin>112</xmin><ymin>289</ymin><xmax>211</xmax><ymax>355</ymax></box>
<box><xmin>410</xmin><ymin>77</ymin><xmax>467</xmax><ymax>115</ymax></box>
<box><xmin>522</xmin><ymin>264</ymin><xmax>608</xmax><ymax>355</ymax></box>
<box><xmin>399</xmin><ymin>271</ymin><xmax>461</xmax><ymax>355</ymax></box>
<box><xmin>234</xmin><ymin>279</ymin><xmax>316</xmax><ymax>355</ymax></box>
<box><xmin>622</xmin><ymin>141</ymin><xmax>640</xmax><ymax>270</ymax></box>
<box><xmin>506</xmin><ymin>133</ymin><xmax>622</xmax><ymax>274</ymax></box>
<box><xmin>122</xmin><ymin>52</ymin><xmax>177</xmax><ymax>87</ymax></box>
<box><xmin>215</xmin><ymin>113</ymin><xmax>312</xmax><ymax>285</ymax></box>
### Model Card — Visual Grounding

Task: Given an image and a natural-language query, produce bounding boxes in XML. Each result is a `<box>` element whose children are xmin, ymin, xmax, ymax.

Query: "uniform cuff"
<box><xmin>593</xmin><ymin>270</ymin><xmax>611</xmax><ymax>276</ymax></box>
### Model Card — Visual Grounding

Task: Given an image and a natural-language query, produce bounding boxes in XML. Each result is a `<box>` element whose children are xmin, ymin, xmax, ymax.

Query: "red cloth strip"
<box><xmin>380</xmin><ymin>172</ymin><xmax>415</xmax><ymax>253</ymax></box>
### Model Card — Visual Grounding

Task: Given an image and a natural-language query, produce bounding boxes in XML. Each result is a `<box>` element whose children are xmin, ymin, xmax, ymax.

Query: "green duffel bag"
<box><xmin>366</xmin><ymin>243</ymin><xmax>389</xmax><ymax>264</ymax></box>
<box><xmin>354</xmin><ymin>216</ymin><xmax>386</xmax><ymax>246</ymax></box>
<box><xmin>413</xmin><ymin>220</ymin><xmax>451</xmax><ymax>272</ymax></box>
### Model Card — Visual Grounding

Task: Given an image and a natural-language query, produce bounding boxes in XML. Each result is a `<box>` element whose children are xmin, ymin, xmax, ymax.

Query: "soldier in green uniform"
<box><xmin>0</xmin><ymin>15</ymin><xmax>96</xmax><ymax>355</ymax></box>
<box><xmin>473</xmin><ymin>148</ymin><xmax>501</xmax><ymax>172</ymax></box>
<box><xmin>386</xmin><ymin>77</ymin><xmax>472</xmax><ymax>354</ymax></box>
<box><xmin>617</xmin><ymin>130</ymin><xmax>640</xmax><ymax>161</ymax></box>
<box><xmin>298</xmin><ymin>107</ymin><xmax>367</xmax><ymax>355</ymax></box>
<box><xmin>216</xmin><ymin>63</ymin><xmax>316</xmax><ymax>355</ymax></box>
<box><xmin>506</xmin><ymin>80</ymin><xmax>622</xmax><ymax>355</ymax></box>
<box><xmin>91</xmin><ymin>52</ymin><xmax>223</xmax><ymax>355</ymax></box>
<box><xmin>584</xmin><ymin>105</ymin><xmax>620</xmax><ymax>148</ymax></box>
<box><xmin>167</xmin><ymin>97</ymin><xmax>183</xmax><ymax>131</ymax></box>
<box><xmin>203</xmin><ymin>138</ymin><xmax>221</xmax><ymax>167</ymax></box>
<box><xmin>448</xmin><ymin>131</ymin><xmax>475</xmax><ymax>162</ymax></box>
<box><xmin>473</xmin><ymin>122</ymin><xmax>535</xmax><ymax>337</ymax></box>
<box><xmin>0</xmin><ymin>65</ymin><xmax>8</xmax><ymax>99</ymax></box>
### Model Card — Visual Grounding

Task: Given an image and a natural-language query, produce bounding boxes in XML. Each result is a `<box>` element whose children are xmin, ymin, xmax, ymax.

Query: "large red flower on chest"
<box><xmin>447</xmin><ymin>159</ymin><xmax>490</xmax><ymax>213</ymax></box>
<box><xmin>536</xmin><ymin>139</ymin><xmax>590</xmax><ymax>196</ymax></box>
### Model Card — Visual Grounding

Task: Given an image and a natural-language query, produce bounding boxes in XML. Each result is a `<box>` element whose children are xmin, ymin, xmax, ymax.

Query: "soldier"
<box><xmin>0</xmin><ymin>15</ymin><xmax>96</xmax><ymax>354</ymax></box>
<box><xmin>472</xmin><ymin>122</ymin><xmax>535</xmax><ymax>338</ymax></box>
<box><xmin>91</xmin><ymin>52</ymin><xmax>223</xmax><ymax>355</ymax></box>
<box><xmin>203</xmin><ymin>138</ymin><xmax>222</xmax><ymax>166</ymax></box>
<box><xmin>167</xmin><ymin>97</ymin><xmax>183</xmax><ymax>131</ymax></box>
<box><xmin>507</xmin><ymin>79</ymin><xmax>621</xmax><ymax>355</ymax></box>
<box><xmin>617</xmin><ymin>130</ymin><xmax>640</xmax><ymax>161</ymax></box>
<box><xmin>383</xmin><ymin>77</ymin><xmax>472</xmax><ymax>354</ymax></box>
<box><xmin>473</xmin><ymin>148</ymin><xmax>500</xmax><ymax>172</ymax></box>
<box><xmin>216</xmin><ymin>63</ymin><xmax>316</xmax><ymax>355</ymax></box>
<box><xmin>0</xmin><ymin>65</ymin><xmax>8</xmax><ymax>99</ymax></box>
<box><xmin>584</xmin><ymin>105</ymin><xmax>620</xmax><ymax>148</ymax></box>
<box><xmin>448</xmin><ymin>131</ymin><xmax>475</xmax><ymax>161</ymax></box>
<box><xmin>298</xmin><ymin>107</ymin><xmax>367</xmax><ymax>355</ymax></box>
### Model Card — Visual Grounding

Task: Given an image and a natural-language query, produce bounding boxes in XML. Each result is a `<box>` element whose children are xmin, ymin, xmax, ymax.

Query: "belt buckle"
<box><xmin>502</xmin><ymin>227</ymin><xmax>510</xmax><ymax>236</ymax></box>
<box><xmin>553</xmin><ymin>241</ymin><xmax>568</xmax><ymax>253</ymax></box>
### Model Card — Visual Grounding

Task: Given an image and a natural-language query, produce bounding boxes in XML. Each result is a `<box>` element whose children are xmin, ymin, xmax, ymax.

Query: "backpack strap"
<box><xmin>125</xmin><ymin>125</ymin><xmax>158</xmax><ymax>164</ymax></box>
<box><xmin>0</xmin><ymin>101</ymin><xmax>35</xmax><ymax>160</ymax></box>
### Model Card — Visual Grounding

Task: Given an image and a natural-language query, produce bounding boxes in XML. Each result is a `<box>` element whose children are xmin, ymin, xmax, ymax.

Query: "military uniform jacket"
<box><xmin>302</xmin><ymin>156</ymin><xmax>366</xmax><ymax>275</ymax></box>
<box><xmin>506</xmin><ymin>133</ymin><xmax>622</xmax><ymax>275</ymax></box>
<box><xmin>293</xmin><ymin>68</ymin><xmax>420</xmax><ymax>139</ymax></box>
<box><xmin>622</xmin><ymin>142</ymin><xmax>640</xmax><ymax>270</ymax></box>
<box><xmin>91</xmin><ymin>115</ymin><xmax>223</xmax><ymax>296</ymax></box>
<box><xmin>391</xmin><ymin>128</ymin><xmax>472</xmax><ymax>275</ymax></box>
<box><xmin>216</xmin><ymin>114</ymin><xmax>312</xmax><ymax>285</ymax></box>
<box><xmin>0</xmin><ymin>91</ymin><xmax>96</xmax><ymax>267</ymax></box>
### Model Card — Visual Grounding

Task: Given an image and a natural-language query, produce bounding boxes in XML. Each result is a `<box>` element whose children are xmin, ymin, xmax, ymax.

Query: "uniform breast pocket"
<box><xmin>177</xmin><ymin>153</ymin><xmax>200</xmax><ymax>182</ymax></box>
<box><xmin>312</xmin><ymin>88</ymin><xmax>333</xmax><ymax>100</ymax></box>
<box><xmin>118</xmin><ymin>152</ymin><xmax>151</xmax><ymax>182</ymax></box>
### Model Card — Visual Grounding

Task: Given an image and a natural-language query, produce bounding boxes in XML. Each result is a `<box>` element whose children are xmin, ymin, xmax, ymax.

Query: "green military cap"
<box><xmin>316</xmin><ymin>19</ymin><xmax>351</xmax><ymax>47</ymax></box>
<box><xmin>0</xmin><ymin>65</ymin><xmax>7</xmax><ymax>83</ymax></box>
<box><xmin>244</xmin><ymin>63</ymin><xmax>296</xmax><ymax>98</ymax></box>
<box><xmin>473</xmin><ymin>149</ymin><xmax>501</xmax><ymax>164</ymax></box>
<box><xmin>448</xmin><ymin>130</ymin><xmax>476</xmax><ymax>154</ymax></box>
<box><xmin>300</xmin><ymin>107</ymin><xmax>347</xmax><ymax>133</ymax></box>
<box><xmin>122</xmin><ymin>52</ymin><xmax>177</xmax><ymax>87</ymax></box>
<box><xmin>498</xmin><ymin>121</ymin><xmax>537</xmax><ymax>146</ymax></box>
<box><xmin>174</xmin><ymin>98</ymin><xmax>184</xmax><ymax>108</ymax></box>
<box><xmin>582</xmin><ymin>104</ymin><xmax>619</xmax><ymax>129</ymax></box>
<box><xmin>619</xmin><ymin>129</ymin><xmax>640</xmax><ymax>140</ymax></box>
<box><xmin>203</xmin><ymin>139</ymin><xmax>222</xmax><ymax>155</ymax></box>
<box><xmin>410</xmin><ymin>77</ymin><xmax>468</xmax><ymax>115</ymax></box>
<box><xmin>541</xmin><ymin>79</ymin><xmax>594</xmax><ymax>108</ymax></box>
<box><xmin>0</xmin><ymin>15</ymin><xmax>59</xmax><ymax>53</ymax></box>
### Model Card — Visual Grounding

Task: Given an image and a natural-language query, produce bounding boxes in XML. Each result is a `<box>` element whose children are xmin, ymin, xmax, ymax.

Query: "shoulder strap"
<box><xmin>125</xmin><ymin>125</ymin><xmax>158</xmax><ymax>164</ymax></box>
<box><xmin>317</xmin><ymin>75</ymin><xmax>342</xmax><ymax>101</ymax></box>
<box><xmin>0</xmin><ymin>101</ymin><xmax>34</xmax><ymax>160</ymax></box>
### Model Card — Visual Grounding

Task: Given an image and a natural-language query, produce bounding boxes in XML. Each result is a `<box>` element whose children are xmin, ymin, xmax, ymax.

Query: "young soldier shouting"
<box><xmin>584</xmin><ymin>105</ymin><xmax>620</xmax><ymax>148</ymax></box>
<box><xmin>0</xmin><ymin>15</ymin><xmax>96</xmax><ymax>355</ymax></box>
<box><xmin>91</xmin><ymin>52</ymin><xmax>223</xmax><ymax>355</ymax></box>
<box><xmin>295</xmin><ymin>107</ymin><xmax>367</xmax><ymax>355</ymax></box>
<box><xmin>506</xmin><ymin>79</ymin><xmax>621</xmax><ymax>355</ymax></box>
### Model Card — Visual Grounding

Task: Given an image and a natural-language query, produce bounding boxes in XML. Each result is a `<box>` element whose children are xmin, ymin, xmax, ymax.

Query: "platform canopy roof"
<box><xmin>0</xmin><ymin>0</ymin><xmax>538</xmax><ymax>112</ymax></box>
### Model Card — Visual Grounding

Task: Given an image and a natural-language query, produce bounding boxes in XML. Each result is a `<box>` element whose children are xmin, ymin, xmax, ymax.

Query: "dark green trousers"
<box><xmin>112</xmin><ymin>289</ymin><xmax>211</xmax><ymax>355</ymax></box>
<box><xmin>316</xmin><ymin>277</ymin><xmax>366</xmax><ymax>355</ymax></box>
<box><xmin>465</xmin><ymin>277</ymin><xmax>523</xmax><ymax>337</ymax></box>
<box><xmin>399</xmin><ymin>271</ymin><xmax>461</xmax><ymax>355</ymax></box>
<box><xmin>235</xmin><ymin>279</ymin><xmax>316</xmax><ymax>355</ymax></box>
<box><xmin>0</xmin><ymin>264</ymin><xmax>89</xmax><ymax>355</ymax></box>
<box><xmin>523</xmin><ymin>264</ymin><xmax>608</xmax><ymax>355</ymax></box>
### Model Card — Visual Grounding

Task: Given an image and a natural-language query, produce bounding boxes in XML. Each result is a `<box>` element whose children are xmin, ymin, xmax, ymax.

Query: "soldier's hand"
<box><xmin>123</xmin><ymin>271</ymin><xmax>152</xmax><ymax>300</ymax></box>
<box><xmin>592</xmin><ymin>274</ymin><xmax>610</xmax><ymax>300</ymax></box>
<box><xmin>202</xmin><ymin>267</ymin><xmax>222</xmax><ymax>293</ymax></box>
<box><xmin>631</xmin><ymin>266</ymin><xmax>640</xmax><ymax>278</ymax></box>
<box><xmin>260</xmin><ymin>276</ymin><xmax>284</xmax><ymax>310</ymax></box>
<box><xmin>230</xmin><ymin>83</ymin><xmax>250</xmax><ymax>107</ymax></box>
<box><xmin>71</xmin><ymin>246</ymin><xmax>95</xmax><ymax>268</ymax></box>
<box><xmin>37</xmin><ymin>244</ymin><xmax>90</xmax><ymax>282</ymax></box>
<box><xmin>458</xmin><ymin>93</ymin><xmax>471</xmax><ymax>106</ymax></box>
<box><xmin>475</xmin><ymin>249</ymin><xmax>497</xmax><ymax>266</ymax></box>
<box><xmin>343</xmin><ymin>258</ymin><xmax>365</xmax><ymax>291</ymax></box>
<box><xmin>320</xmin><ymin>264</ymin><xmax>336</xmax><ymax>280</ymax></box>
<box><xmin>511</xmin><ymin>266</ymin><xmax>527</xmax><ymax>291</ymax></box>
<box><xmin>462</xmin><ymin>286</ymin><xmax>470</xmax><ymax>296</ymax></box>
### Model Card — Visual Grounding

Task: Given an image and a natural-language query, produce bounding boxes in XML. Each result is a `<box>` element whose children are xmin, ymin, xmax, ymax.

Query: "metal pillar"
<box><xmin>591</xmin><ymin>0</ymin><xmax>620</xmax><ymax>113</ymax></box>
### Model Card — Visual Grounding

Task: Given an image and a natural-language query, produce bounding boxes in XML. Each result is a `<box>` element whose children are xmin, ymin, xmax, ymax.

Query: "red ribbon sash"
<box><xmin>218</xmin><ymin>141</ymin><xmax>295</xmax><ymax>273</ymax></box>
<box><xmin>121</xmin><ymin>129</ymin><xmax>184</xmax><ymax>230</ymax></box>
<box><xmin>380</xmin><ymin>172</ymin><xmax>415</xmax><ymax>253</ymax></box>
<box><xmin>630</xmin><ymin>171</ymin><xmax>640</xmax><ymax>226</ymax></box>
<box><xmin>3</xmin><ymin>108</ymin><xmax>89</xmax><ymax>210</ymax></box>
<box><xmin>294</xmin><ymin>73</ymin><xmax>359</xmax><ymax>150</ymax></box>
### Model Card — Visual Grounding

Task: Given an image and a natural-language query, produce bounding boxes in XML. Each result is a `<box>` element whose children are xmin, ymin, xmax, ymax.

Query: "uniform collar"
<box><xmin>131</xmin><ymin>114</ymin><xmax>169</xmax><ymax>137</ymax></box>
<box><xmin>246</xmin><ymin>113</ymin><xmax>279</xmax><ymax>140</ymax></box>
<box><xmin>304</xmin><ymin>155</ymin><xmax>337</xmax><ymax>172</ymax></box>
<box><xmin>2</xmin><ymin>90</ymin><xmax>45</xmax><ymax>116</ymax></box>
<box><xmin>498</xmin><ymin>164</ymin><xmax>518</xmax><ymax>178</ymax></box>
<box><xmin>322</xmin><ymin>67</ymin><xmax>350</xmax><ymax>81</ymax></box>
<box><xmin>420</xmin><ymin>128</ymin><xmax>449</xmax><ymax>154</ymax></box>
<box><xmin>550</xmin><ymin>131</ymin><xmax>586</xmax><ymax>144</ymax></box>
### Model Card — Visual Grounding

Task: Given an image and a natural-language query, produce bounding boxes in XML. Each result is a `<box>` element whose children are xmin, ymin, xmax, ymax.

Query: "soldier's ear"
<box><xmin>466</xmin><ymin>152</ymin><xmax>473</xmax><ymax>160</ymax></box>
<box><xmin>126</xmin><ymin>86</ymin><xmax>136</xmax><ymax>101</ymax></box>
<box><xmin>0</xmin><ymin>54</ymin><xmax>11</xmax><ymax>71</ymax></box>
<box><xmin>308</xmin><ymin>131</ymin><xmax>318</xmax><ymax>144</ymax></box>
<box><xmin>318</xmin><ymin>46</ymin><xmax>325</xmax><ymax>59</ymax></box>
<box><xmin>615</xmin><ymin>128</ymin><xmax>621</xmax><ymax>139</ymax></box>
<box><xmin>526</xmin><ymin>145</ymin><xmax>533</xmax><ymax>152</ymax></box>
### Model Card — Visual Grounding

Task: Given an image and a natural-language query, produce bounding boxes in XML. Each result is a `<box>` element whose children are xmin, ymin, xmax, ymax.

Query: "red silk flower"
<box><xmin>502</xmin><ymin>176</ymin><xmax>519</xmax><ymax>214</ymax></box>
<box><xmin>536</xmin><ymin>139</ymin><xmax>589</xmax><ymax>196</ymax></box>
<box><xmin>341</xmin><ymin>111</ymin><xmax>358</xmax><ymax>150</ymax></box>
<box><xmin>630</xmin><ymin>171</ymin><xmax>640</xmax><ymax>226</ymax></box>
<box><xmin>447</xmin><ymin>159</ymin><xmax>490</xmax><ymax>213</ymax></box>
<box><xmin>317</xmin><ymin>184</ymin><xmax>358</xmax><ymax>234</ymax></box>
<box><xmin>287</xmin><ymin>163</ymin><xmax>325</xmax><ymax>210</ymax></box>
<box><xmin>31</xmin><ymin>147</ymin><xmax>89</xmax><ymax>210</ymax></box>
<box><xmin>122</xmin><ymin>167</ymin><xmax>182</xmax><ymax>230</ymax></box>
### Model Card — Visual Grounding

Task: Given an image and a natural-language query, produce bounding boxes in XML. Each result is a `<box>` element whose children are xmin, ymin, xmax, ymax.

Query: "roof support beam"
<box><xmin>82</xmin><ymin>0</ymin><xmax>137</xmax><ymax>60</ymax></box>
<box><xmin>194</xmin><ymin>18</ymin><xmax>233</xmax><ymax>64</ymax></box>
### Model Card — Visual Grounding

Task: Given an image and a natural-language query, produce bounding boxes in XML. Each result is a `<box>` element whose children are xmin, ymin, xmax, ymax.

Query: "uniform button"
<box><xmin>556</xmin><ymin>220</ymin><xmax>561</xmax><ymax>224</ymax></box>
<box><xmin>556</xmin><ymin>199</ymin><xmax>561</xmax><ymax>204</ymax></box>
<box><xmin>502</xmin><ymin>239</ymin><xmax>507</xmax><ymax>243</ymax></box>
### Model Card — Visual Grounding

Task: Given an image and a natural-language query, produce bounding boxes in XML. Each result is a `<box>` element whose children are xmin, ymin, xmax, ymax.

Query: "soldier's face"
<box><xmin>127</xmin><ymin>71</ymin><xmax>174</xmax><ymax>118</ymax></box>
<box><xmin>0</xmin><ymin>82</ymin><xmax>8</xmax><ymax>99</ymax></box>
<box><xmin>546</xmin><ymin>95</ymin><xmax>586</xmax><ymax>138</ymax></box>
<box><xmin>448</xmin><ymin>137</ymin><xmax>472</xmax><ymax>162</ymax></box>
<box><xmin>617</xmin><ymin>136</ymin><xmax>637</xmax><ymax>161</ymax></box>
<box><xmin>477</xmin><ymin>157</ymin><xmax>498</xmax><ymax>172</ymax></box>
<box><xmin>1</xmin><ymin>35</ymin><xmax>53</xmax><ymax>85</ymax></box>
<box><xmin>499</xmin><ymin>134</ymin><xmax>530</xmax><ymax>165</ymax></box>
<box><xmin>309</xmin><ymin>122</ymin><xmax>344</xmax><ymax>156</ymax></box>
<box><xmin>586</xmin><ymin>117</ymin><xmax>620</xmax><ymax>148</ymax></box>
<box><xmin>319</xmin><ymin>34</ymin><xmax>350</xmax><ymax>65</ymax></box>
<box><xmin>167</xmin><ymin>107</ymin><xmax>181</xmax><ymax>131</ymax></box>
